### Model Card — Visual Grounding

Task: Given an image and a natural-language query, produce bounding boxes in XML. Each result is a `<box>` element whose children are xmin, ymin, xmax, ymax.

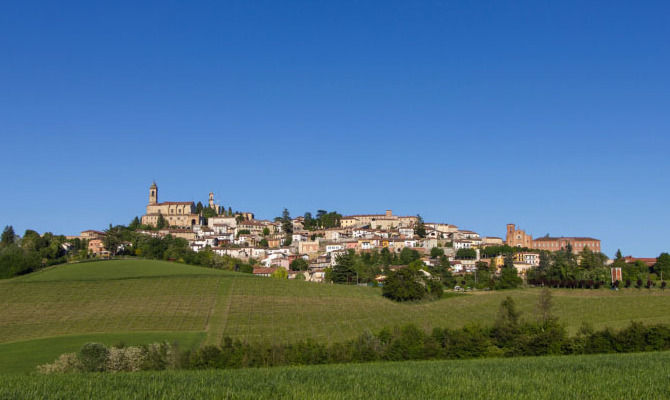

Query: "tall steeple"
<box><xmin>149</xmin><ymin>182</ymin><xmax>158</xmax><ymax>205</ymax></box>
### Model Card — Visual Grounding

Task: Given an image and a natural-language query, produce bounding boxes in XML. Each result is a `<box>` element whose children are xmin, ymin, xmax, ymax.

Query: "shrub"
<box><xmin>78</xmin><ymin>343</ymin><xmax>110</xmax><ymax>372</ymax></box>
<box><xmin>37</xmin><ymin>353</ymin><xmax>81</xmax><ymax>374</ymax></box>
<box><xmin>426</xmin><ymin>279</ymin><xmax>444</xmax><ymax>299</ymax></box>
<box><xmin>106</xmin><ymin>346</ymin><xmax>147</xmax><ymax>372</ymax></box>
<box><xmin>142</xmin><ymin>342</ymin><xmax>178</xmax><ymax>370</ymax></box>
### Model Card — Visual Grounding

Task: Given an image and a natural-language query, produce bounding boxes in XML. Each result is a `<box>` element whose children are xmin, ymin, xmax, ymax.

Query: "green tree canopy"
<box><xmin>290</xmin><ymin>257</ymin><xmax>309</xmax><ymax>271</ymax></box>
<box><xmin>281</xmin><ymin>208</ymin><xmax>293</xmax><ymax>236</ymax></box>
<box><xmin>415</xmin><ymin>215</ymin><xmax>426</xmax><ymax>238</ymax></box>
<box><xmin>430</xmin><ymin>247</ymin><xmax>444</xmax><ymax>258</ymax></box>
<box><xmin>331</xmin><ymin>251</ymin><xmax>358</xmax><ymax>283</ymax></box>
<box><xmin>456</xmin><ymin>248</ymin><xmax>477</xmax><ymax>259</ymax></box>
<box><xmin>382</xmin><ymin>268</ymin><xmax>426</xmax><ymax>302</ymax></box>
<box><xmin>655</xmin><ymin>253</ymin><xmax>670</xmax><ymax>277</ymax></box>
<box><xmin>156</xmin><ymin>214</ymin><xmax>167</xmax><ymax>229</ymax></box>
<box><xmin>1</xmin><ymin>226</ymin><xmax>15</xmax><ymax>247</ymax></box>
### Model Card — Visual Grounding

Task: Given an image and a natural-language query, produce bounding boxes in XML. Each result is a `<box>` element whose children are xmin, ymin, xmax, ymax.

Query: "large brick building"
<box><xmin>506</xmin><ymin>224</ymin><xmax>534</xmax><ymax>248</ymax></box>
<box><xmin>506</xmin><ymin>224</ymin><xmax>601</xmax><ymax>253</ymax></box>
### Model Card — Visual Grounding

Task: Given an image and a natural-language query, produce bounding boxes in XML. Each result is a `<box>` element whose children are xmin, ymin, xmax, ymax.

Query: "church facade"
<box><xmin>140</xmin><ymin>182</ymin><xmax>206</xmax><ymax>228</ymax></box>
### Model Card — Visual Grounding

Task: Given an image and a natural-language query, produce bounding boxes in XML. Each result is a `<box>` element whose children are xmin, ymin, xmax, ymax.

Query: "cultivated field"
<box><xmin>2</xmin><ymin>259</ymin><xmax>670</xmax><ymax>372</ymax></box>
<box><xmin>2</xmin><ymin>351</ymin><xmax>669</xmax><ymax>399</ymax></box>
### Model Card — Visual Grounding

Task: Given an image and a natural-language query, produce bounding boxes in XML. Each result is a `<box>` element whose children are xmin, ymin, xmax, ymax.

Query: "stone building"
<box><xmin>140</xmin><ymin>182</ymin><xmax>204</xmax><ymax>228</ymax></box>
<box><xmin>341</xmin><ymin>210</ymin><xmax>418</xmax><ymax>229</ymax></box>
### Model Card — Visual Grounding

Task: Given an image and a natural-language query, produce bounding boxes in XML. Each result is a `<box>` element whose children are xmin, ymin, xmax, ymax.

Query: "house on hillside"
<box><xmin>253</xmin><ymin>267</ymin><xmax>277</xmax><ymax>277</ymax></box>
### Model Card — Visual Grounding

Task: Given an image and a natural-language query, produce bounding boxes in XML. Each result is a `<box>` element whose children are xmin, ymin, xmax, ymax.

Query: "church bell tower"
<box><xmin>149</xmin><ymin>182</ymin><xmax>158</xmax><ymax>205</ymax></box>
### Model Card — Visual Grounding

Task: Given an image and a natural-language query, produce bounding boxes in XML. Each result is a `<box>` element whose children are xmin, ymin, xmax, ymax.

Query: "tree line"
<box><xmin>0</xmin><ymin>226</ymin><xmax>87</xmax><ymax>279</ymax></box>
<box><xmin>327</xmin><ymin>248</ymin><xmax>523</xmax><ymax>298</ymax></box>
<box><xmin>38</xmin><ymin>290</ymin><xmax>670</xmax><ymax>373</ymax></box>
<box><xmin>0</xmin><ymin>222</ymin><xmax>256</xmax><ymax>280</ymax></box>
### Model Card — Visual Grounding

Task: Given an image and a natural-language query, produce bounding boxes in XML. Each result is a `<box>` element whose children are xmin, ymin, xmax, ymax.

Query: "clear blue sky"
<box><xmin>2</xmin><ymin>1</ymin><xmax>669</xmax><ymax>257</ymax></box>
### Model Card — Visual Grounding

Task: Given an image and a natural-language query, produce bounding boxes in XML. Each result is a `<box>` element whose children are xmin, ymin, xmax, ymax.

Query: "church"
<box><xmin>140</xmin><ymin>182</ymin><xmax>219</xmax><ymax>228</ymax></box>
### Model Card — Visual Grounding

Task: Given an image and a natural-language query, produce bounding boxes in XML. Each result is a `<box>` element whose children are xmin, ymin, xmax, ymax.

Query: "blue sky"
<box><xmin>1</xmin><ymin>1</ymin><xmax>669</xmax><ymax>257</ymax></box>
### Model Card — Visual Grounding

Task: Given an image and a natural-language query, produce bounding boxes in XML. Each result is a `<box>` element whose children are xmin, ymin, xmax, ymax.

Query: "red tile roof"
<box><xmin>253</xmin><ymin>267</ymin><xmax>277</xmax><ymax>275</ymax></box>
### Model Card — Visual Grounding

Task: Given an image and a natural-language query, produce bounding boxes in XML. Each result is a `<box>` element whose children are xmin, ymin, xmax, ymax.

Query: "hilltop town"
<box><xmin>74</xmin><ymin>183</ymin><xmax>614</xmax><ymax>284</ymax></box>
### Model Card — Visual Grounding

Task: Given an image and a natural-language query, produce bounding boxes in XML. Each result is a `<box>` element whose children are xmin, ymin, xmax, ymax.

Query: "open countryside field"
<box><xmin>0</xmin><ymin>331</ymin><xmax>204</xmax><ymax>374</ymax></box>
<box><xmin>2</xmin><ymin>351</ymin><xmax>670</xmax><ymax>399</ymax></box>
<box><xmin>2</xmin><ymin>259</ymin><xmax>670</xmax><ymax>372</ymax></box>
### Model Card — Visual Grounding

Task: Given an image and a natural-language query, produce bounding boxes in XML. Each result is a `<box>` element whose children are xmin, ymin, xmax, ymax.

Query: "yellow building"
<box><xmin>341</xmin><ymin>210</ymin><xmax>418</xmax><ymax>229</ymax></box>
<box><xmin>141</xmin><ymin>182</ymin><xmax>203</xmax><ymax>228</ymax></box>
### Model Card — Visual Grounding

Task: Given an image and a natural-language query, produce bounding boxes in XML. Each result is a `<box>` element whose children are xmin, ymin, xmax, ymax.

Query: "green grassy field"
<box><xmin>15</xmin><ymin>259</ymin><xmax>225</xmax><ymax>282</ymax></box>
<box><xmin>2</xmin><ymin>351</ymin><xmax>669</xmax><ymax>399</ymax></box>
<box><xmin>1</xmin><ymin>259</ymin><xmax>670</xmax><ymax>373</ymax></box>
<box><xmin>0</xmin><ymin>331</ymin><xmax>204</xmax><ymax>374</ymax></box>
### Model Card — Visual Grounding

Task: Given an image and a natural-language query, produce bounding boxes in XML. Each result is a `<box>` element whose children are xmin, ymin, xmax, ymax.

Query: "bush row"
<box><xmin>40</xmin><ymin>320</ymin><xmax>670</xmax><ymax>374</ymax></box>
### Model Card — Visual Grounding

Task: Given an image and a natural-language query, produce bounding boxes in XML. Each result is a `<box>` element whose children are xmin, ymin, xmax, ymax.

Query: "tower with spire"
<box><xmin>149</xmin><ymin>182</ymin><xmax>158</xmax><ymax>205</ymax></box>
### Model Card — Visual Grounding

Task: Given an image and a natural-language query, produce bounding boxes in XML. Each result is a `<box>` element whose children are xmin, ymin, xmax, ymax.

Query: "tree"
<box><xmin>128</xmin><ymin>217</ymin><xmax>141</xmax><ymax>230</ymax></box>
<box><xmin>415</xmin><ymin>215</ymin><xmax>426</xmax><ymax>238</ymax></box>
<box><xmin>258</xmin><ymin>238</ymin><xmax>268</xmax><ymax>248</ymax></box>
<box><xmin>262</xmin><ymin>227</ymin><xmax>270</xmax><ymax>236</ymax></box>
<box><xmin>492</xmin><ymin>296</ymin><xmax>521</xmax><ymax>348</ymax></box>
<box><xmin>497</xmin><ymin>296</ymin><xmax>521</xmax><ymax>326</ymax></box>
<box><xmin>271</xmin><ymin>268</ymin><xmax>288</xmax><ymax>279</ymax></box>
<box><xmin>399</xmin><ymin>248</ymin><xmax>420</xmax><ymax>264</ymax></box>
<box><xmin>615</xmin><ymin>249</ymin><xmax>623</xmax><ymax>260</ymax></box>
<box><xmin>281</xmin><ymin>208</ymin><xmax>293</xmax><ymax>237</ymax></box>
<box><xmin>456</xmin><ymin>248</ymin><xmax>477</xmax><ymax>259</ymax></box>
<box><xmin>497</xmin><ymin>265</ymin><xmax>522</xmax><ymax>289</ymax></box>
<box><xmin>536</xmin><ymin>288</ymin><xmax>555</xmax><ymax>326</ymax></box>
<box><xmin>290</xmin><ymin>258</ymin><xmax>309</xmax><ymax>271</ymax></box>
<box><xmin>202</xmin><ymin>207</ymin><xmax>217</xmax><ymax>219</ymax></box>
<box><xmin>1</xmin><ymin>226</ymin><xmax>15</xmax><ymax>247</ymax></box>
<box><xmin>430</xmin><ymin>247</ymin><xmax>444</xmax><ymax>258</ymax></box>
<box><xmin>156</xmin><ymin>213</ymin><xmax>167</xmax><ymax>229</ymax></box>
<box><xmin>654</xmin><ymin>253</ymin><xmax>670</xmax><ymax>278</ymax></box>
<box><xmin>382</xmin><ymin>268</ymin><xmax>426</xmax><ymax>301</ymax></box>
<box><xmin>303</xmin><ymin>212</ymin><xmax>314</xmax><ymax>230</ymax></box>
<box><xmin>227</xmin><ymin>207</ymin><xmax>232</xmax><ymax>216</ymax></box>
<box><xmin>103</xmin><ymin>224</ymin><xmax>122</xmax><ymax>256</ymax></box>
<box><xmin>196</xmin><ymin>202</ymin><xmax>204</xmax><ymax>214</ymax></box>
<box><xmin>331</xmin><ymin>251</ymin><xmax>358</xmax><ymax>283</ymax></box>
<box><xmin>317</xmin><ymin>211</ymin><xmax>342</xmax><ymax>229</ymax></box>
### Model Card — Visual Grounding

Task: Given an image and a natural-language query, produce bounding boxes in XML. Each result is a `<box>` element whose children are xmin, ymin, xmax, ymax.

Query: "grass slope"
<box><xmin>2</xmin><ymin>352</ymin><xmax>670</xmax><ymax>399</ymax></box>
<box><xmin>2</xmin><ymin>259</ymin><xmax>670</xmax><ymax>373</ymax></box>
<box><xmin>0</xmin><ymin>331</ymin><xmax>204</xmax><ymax>374</ymax></box>
<box><xmin>16</xmin><ymin>259</ymin><xmax>225</xmax><ymax>282</ymax></box>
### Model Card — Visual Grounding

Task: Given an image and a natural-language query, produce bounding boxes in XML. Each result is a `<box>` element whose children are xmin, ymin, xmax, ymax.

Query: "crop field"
<box><xmin>2</xmin><ymin>351</ymin><xmax>669</xmax><ymax>399</ymax></box>
<box><xmin>219</xmin><ymin>276</ymin><xmax>670</xmax><ymax>344</ymax></box>
<box><xmin>2</xmin><ymin>259</ymin><xmax>670</xmax><ymax>373</ymax></box>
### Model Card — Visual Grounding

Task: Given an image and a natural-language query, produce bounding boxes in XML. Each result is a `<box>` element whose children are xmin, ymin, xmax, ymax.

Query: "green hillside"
<box><xmin>16</xmin><ymin>259</ymin><xmax>225</xmax><ymax>282</ymax></box>
<box><xmin>3</xmin><ymin>351</ymin><xmax>670</xmax><ymax>399</ymax></box>
<box><xmin>2</xmin><ymin>258</ymin><xmax>670</xmax><ymax>373</ymax></box>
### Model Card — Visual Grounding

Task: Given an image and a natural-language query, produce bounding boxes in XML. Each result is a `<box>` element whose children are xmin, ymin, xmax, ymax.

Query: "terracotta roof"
<box><xmin>81</xmin><ymin>230</ymin><xmax>106</xmax><ymax>235</ymax></box>
<box><xmin>253</xmin><ymin>267</ymin><xmax>277</xmax><ymax>275</ymax></box>
<box><xmin>534</xmin><ymin>237</ymin><xmax>599</xmax><ymax>241</ymax></box>
<box><xmin>158</xmin><ymin>201</ymin><xmax>194</xmax><ymax>205</ymax></box>
<box><xmin>623</xmin><ymin>256</ymin><xmax>656</xmax><ymax>266</ymax></box>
